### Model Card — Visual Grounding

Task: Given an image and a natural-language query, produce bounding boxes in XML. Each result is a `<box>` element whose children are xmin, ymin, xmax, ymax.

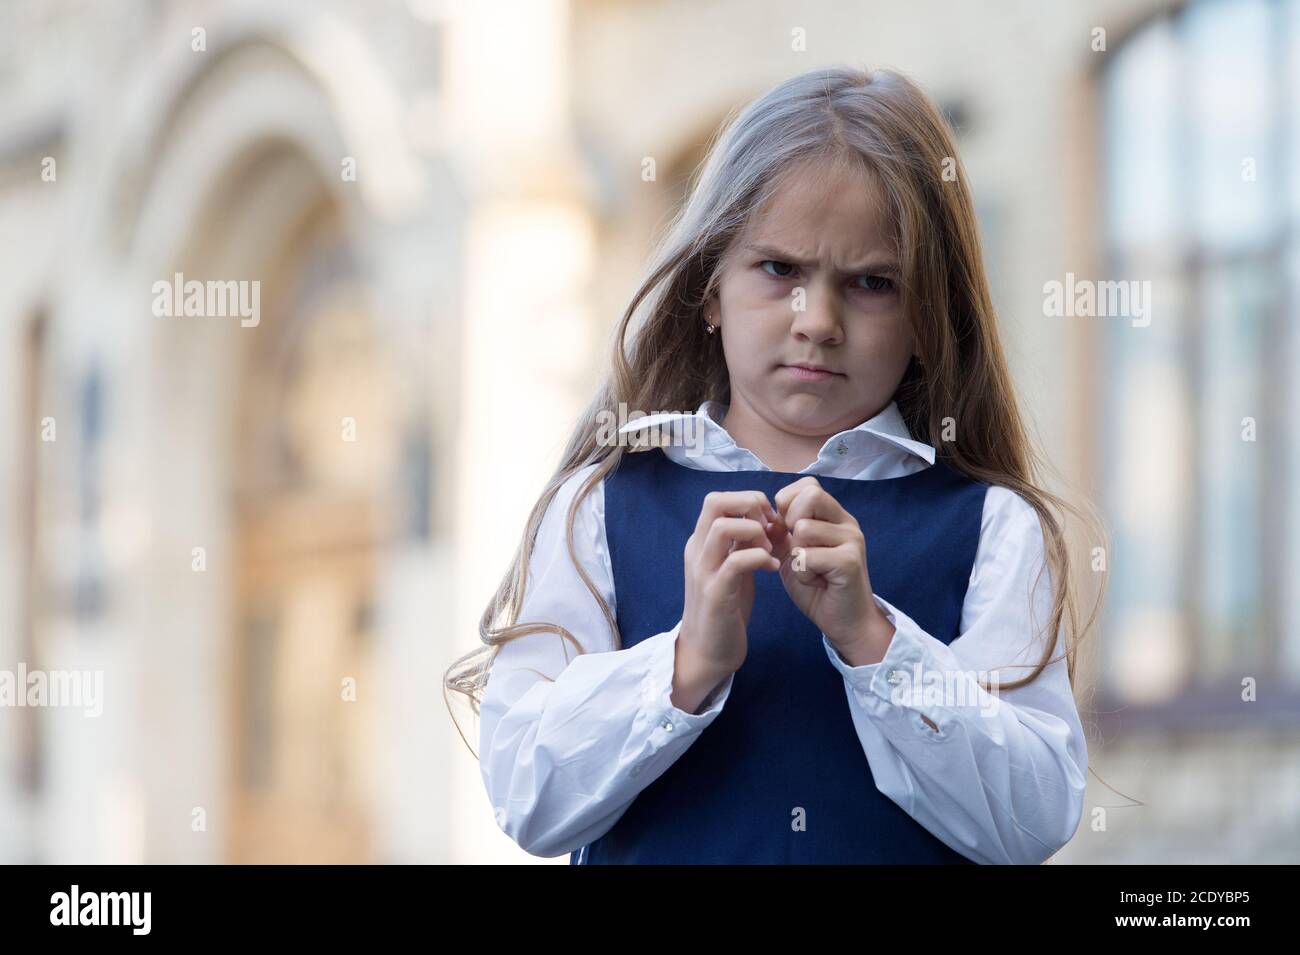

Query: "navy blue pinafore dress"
<box><xmin>571</xmin><ymin>445</ymin><xmax>988</xmax><ymax>864</ymax></box>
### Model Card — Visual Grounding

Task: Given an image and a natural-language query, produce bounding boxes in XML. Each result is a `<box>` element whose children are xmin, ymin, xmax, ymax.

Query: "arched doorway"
<box><xmin>86</xmin><ymin>27</ymin><xmax>438</xmax><ymax>863</ymax></box>
<box><xmin>225</xmin><ymin>189</ymin><xmax>398</xmax><ymax>863</ymax></box>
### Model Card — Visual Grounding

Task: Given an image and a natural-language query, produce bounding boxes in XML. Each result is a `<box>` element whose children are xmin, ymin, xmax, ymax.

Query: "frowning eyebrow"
<box><xmin>744</xmin><ymin>244</ymin><xmax>900</xmax><ymax>277</ymax></box>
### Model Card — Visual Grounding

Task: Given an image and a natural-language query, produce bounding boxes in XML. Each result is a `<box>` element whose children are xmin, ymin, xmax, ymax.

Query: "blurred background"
<box><xmin>0</xmin><ymin>0</ymin><xmax>1297</xmax><ymax>864</ymax></box>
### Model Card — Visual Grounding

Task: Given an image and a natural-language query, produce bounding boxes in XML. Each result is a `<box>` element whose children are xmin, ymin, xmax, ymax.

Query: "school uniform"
<box><xmin>477</xmin><ymin>399</ymin><xmax>1088</xmax><ymax>864</ymax></box>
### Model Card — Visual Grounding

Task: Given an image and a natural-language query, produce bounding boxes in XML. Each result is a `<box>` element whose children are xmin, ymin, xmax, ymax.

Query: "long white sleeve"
<box><xmin>821</xmin><ymin>485</ymin><xmax>1089</xmax><ymax>865</ymax></box>
<box><xmin>478</xmin><ymin>463</ymin><xmax>735</xmax><ymax>858</ymax></box>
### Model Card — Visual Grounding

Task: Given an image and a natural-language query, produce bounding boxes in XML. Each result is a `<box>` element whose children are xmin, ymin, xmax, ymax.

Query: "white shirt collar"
<box><xmin>615</xmin><ymin>398</ymin><xmax>935</xmax><ymax>473</ymax></box>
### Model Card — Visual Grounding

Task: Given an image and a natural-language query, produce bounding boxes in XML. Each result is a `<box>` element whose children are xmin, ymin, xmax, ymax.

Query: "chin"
<box><xmin>771</xmin><ymin>398</ymin><xmax>839</xmax><ymax>432</ymax></box>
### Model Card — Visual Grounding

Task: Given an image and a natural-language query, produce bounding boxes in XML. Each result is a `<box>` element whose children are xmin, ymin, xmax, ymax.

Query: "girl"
<box><xmin>445</xmin><ymin>65</ymin><xmax>1105</xmax><ymax>865</ymax></box>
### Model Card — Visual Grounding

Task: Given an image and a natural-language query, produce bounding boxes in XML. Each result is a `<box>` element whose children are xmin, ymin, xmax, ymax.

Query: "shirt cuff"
<box><xmin>640</xmin><ymin>621</ymin><xmax>734</xmax><ymax>735</ymax></box>
<box><xmin>821</xmin><ymin>594</ymin><xmax>951</xmax><ymax>739</ymax></box>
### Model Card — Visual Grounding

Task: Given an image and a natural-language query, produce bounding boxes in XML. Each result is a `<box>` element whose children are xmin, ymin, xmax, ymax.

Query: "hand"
<box><xmin>769</xmin><ymin>477</ymin><xmax>895</xmax><ymax>664</ymax></box>
<box><xmin>675</xmin><ymin>490</ymin><xmax>783</xmax><ymax>709</ymax></box>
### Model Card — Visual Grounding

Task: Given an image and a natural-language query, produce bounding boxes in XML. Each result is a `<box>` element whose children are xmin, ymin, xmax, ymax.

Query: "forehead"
<box><xmin>742</xmin><ymin>154</ymin><xmax>894</xmax><ymax>252</ymax></box>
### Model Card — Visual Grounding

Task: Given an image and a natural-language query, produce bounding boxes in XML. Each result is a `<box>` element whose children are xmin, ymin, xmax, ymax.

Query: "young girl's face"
<box><xmin>707</xmin><ymin>155</ymin><xmax>915</xmax><ymax>440</ymax></box>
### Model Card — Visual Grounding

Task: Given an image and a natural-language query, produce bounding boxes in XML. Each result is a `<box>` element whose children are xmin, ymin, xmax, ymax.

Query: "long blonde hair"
<box><xmin>445</xmin><ymin>64</ymin><xmax>1108</xmax><ymax>767</ymax></box>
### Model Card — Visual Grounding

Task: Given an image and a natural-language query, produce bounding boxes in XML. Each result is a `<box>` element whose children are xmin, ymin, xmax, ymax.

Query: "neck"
<box><xmin>719</xmin><ymin>398</ymin><xmax>840</xmax><ymax>473</ymax></box>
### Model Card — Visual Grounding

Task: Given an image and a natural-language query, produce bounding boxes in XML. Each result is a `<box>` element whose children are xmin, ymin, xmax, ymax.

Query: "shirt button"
<box><xmin>661</xmin><ymin>718</ymin><xmax>674</xmax><ymax>732</ymax></box>
<box><xmin>886</xmin><ymin>669</ymin><xmax>905</xmax><ymax>685</ymax></box>
<box><xmin>836</xmin><ymin>441</ymin><xmax>848</xmax><ymax>455</ymax></box>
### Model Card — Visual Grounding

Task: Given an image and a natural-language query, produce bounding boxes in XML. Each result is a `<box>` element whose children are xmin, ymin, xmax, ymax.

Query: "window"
<box><xmin>1097</xmin><ymin>0</ymin><xmax>1300</xmax><ymax>726</ymax></box>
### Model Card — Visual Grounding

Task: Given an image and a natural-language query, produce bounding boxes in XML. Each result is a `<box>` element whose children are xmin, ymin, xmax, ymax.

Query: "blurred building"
<box><xmin>0</xmin><ymin>0</ymin><xmax>1295</xmax><ymax>863</ymax></box>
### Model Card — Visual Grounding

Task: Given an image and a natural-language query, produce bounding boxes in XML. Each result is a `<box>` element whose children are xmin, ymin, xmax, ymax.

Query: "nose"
<box><xmin>788</xmin><ymin>291</ymin><xmax>844</xmax><ymax>345</ymax></box>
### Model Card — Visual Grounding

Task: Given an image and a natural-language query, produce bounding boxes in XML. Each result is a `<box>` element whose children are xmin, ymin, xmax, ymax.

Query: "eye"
<box><xmin>759</xmin><ymin>260</ymin><xmax>798</xmax><ymax>279</ymax></box>
<box><xmin>854</xmin><ymin>274</ymin><xmax>895</xmax><ymax>293</ymax></box>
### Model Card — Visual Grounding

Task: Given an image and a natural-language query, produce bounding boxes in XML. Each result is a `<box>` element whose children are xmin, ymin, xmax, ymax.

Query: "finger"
<box><xmin>781</xmin><ymin>482</ymin><xmax>849</xmax><ymax>531</ymax></box>
<box><xmin>773</xmin><ymin>476</ymin><xmax>821</xmax><ymax>515</ymax></box>
<box><xmin>701</xmin><ymin>516</ymin><xmax>772</xmax><ymax>572</ymax></box>
<box><xmin>694</xmin><ymin>490</ymin><xmax>777</xmax><ymax>540</ymax></box>
<box><xmin>786</xmin><ymin>543</ymin><xmax>860</xmax><ymax>585</ymax></box>
<box><xmin>766</xmin><ymin>513</ymin><xmax>793</xmax><ymax>561</ymax></box>
<box><xmin>787</xmin><ymin>516</ymin><xmax>858</xmax><ymax>550</ymax></box>
<box><xmin>717</xmin><ymin>545</ymin><xmax>782</xmax><ymax>585</ymax></box>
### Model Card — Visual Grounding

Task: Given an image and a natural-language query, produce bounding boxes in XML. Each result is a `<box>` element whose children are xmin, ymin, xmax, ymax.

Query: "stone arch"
<box><xmin>120</xmin><ymin>37</ymin><xmax>402</xmax><ymax>862</ymax></box>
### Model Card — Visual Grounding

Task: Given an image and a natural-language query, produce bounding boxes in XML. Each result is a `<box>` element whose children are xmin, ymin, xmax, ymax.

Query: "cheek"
<box><xmin>723</xmin><ymin>324</ymin><xmax>782</xmax><ymax>375</ymax></box>
<box><xmin>863</xmin><ymin>295</ymin><xmax>909</xmax><ymax>335</ymax></box>
<box><xmin>724</xmin><ymin>267</ymin><xmax>787</xmax><ymax>311</ymax></box>
<box><xmin>846</xmin><ymin>307</ymin><xmax>912</xmax><ymax>363</ymax></box>
<box><xmin>721</xmin><ymin>278</ymin><xmax>793</xmax><ymax>347</ymax></box>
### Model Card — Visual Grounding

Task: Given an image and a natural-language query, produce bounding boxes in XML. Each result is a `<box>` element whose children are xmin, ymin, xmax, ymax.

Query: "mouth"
<box><xmin>781</xmin><ymin>363</ymin><xmax>842</xmax><ymax>382</ymax></box>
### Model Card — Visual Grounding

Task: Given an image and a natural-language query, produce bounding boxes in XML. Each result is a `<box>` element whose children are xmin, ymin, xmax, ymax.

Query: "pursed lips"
<box><xmin>781</xmin><ymin>363</ymin><xmax>842</xmax><ymax>381</ymax></box>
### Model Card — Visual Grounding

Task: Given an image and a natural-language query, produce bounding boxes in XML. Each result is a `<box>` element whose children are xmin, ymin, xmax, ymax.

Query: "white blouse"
<box><xmin>477</xmin><ymin>398</ymin><xmax>1089</xmax><ymax>864</ymax></box>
